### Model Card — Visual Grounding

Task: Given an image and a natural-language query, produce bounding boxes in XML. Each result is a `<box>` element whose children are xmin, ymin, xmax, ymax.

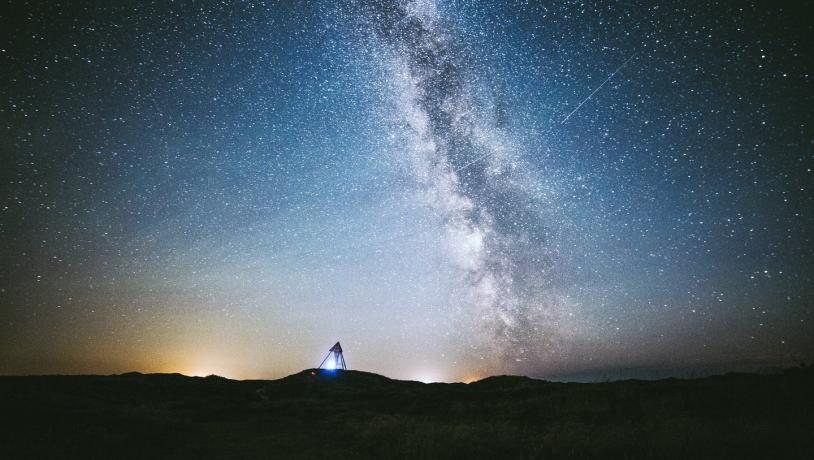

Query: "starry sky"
<box><xmin>1</xmin><ymin>0</ymin><xmax>812</xmax><ymax>382</ymax></box>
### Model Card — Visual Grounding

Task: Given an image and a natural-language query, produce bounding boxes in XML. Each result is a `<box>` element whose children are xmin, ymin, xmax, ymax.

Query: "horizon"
<box><xmin>0</xmin><ymin>349</ymin><xmax>805</xmax><ymax>384</ymax></box>
<box><xmin>2</xmin><ymin>360</ymin><xmax>804</xmax><ymax>384</ymax></box>
<box><xmin>1</xmin><ymin>0</ymin><xmax>813</xmax><ymax>383</ymax></box>
<box><xmin>0</xmin><ymin>363</ymin><xmax>810</xmax><ymax>385</ymax></box>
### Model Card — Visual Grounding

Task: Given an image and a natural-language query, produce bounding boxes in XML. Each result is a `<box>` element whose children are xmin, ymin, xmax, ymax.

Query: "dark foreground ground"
<box><xmin>1</xmin><ymin>367</ymin><xmax>813</xmax><ymax>459</ymax></box>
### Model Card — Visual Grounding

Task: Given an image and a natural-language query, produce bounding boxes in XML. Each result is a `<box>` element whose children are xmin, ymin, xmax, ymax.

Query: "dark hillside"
<box><xmin>1</xmin><ymin>367</ymin><xmax>813</xmax><ymax>459</ymax></box>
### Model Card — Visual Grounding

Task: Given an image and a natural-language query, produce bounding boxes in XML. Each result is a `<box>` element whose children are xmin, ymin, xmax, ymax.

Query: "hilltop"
<box><xmin>1</xmin><ymin>367</ymin><xmax>813</xmax><ymax>459</ymax></box>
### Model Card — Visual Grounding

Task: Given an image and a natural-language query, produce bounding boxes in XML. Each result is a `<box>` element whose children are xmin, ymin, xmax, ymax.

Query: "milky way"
<box><xmin>1</xmin><ymin>0</ymin><xmax>812</xmax><ymax>381</ymax></box>
<box><xmin>342</xmin><ymin>0</ymin><xmax>578</xmax><ymax>373</ymax></box>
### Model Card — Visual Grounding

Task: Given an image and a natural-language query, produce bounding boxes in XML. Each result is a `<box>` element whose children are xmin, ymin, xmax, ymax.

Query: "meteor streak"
<box><xmin>560</xmin><ymin>54</ymin><xmax>636</xmax><ymax>125</ymax></box>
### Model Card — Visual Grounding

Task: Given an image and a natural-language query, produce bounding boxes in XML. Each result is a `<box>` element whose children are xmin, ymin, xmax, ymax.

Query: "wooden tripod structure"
<box><xmin>318</xmin><ymin>342</ymin><xmax>347</xmax><ymax>370</ymax></box>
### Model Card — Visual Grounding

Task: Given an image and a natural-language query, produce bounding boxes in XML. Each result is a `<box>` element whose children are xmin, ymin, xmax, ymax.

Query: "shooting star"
<box><xmin>560</xmin><ymin>54</ymin><xmax>636</xmax><ymax>125</ymax></box>
<box><xmin>454</xmin><ymin>54</ymin><xmax>636</xmax><ymax>174</ymax></box>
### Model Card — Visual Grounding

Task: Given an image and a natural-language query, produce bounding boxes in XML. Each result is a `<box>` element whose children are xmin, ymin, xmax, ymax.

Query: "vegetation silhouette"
<box><xmin>1</xmin><ymin>366</ymin><xmax>813</xmax><ymax>459</ymax></box>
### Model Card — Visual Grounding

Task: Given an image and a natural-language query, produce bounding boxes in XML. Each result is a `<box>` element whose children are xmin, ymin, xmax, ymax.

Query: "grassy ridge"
<box><xmin>1</xmin><ymin>367</ymin><xmax>812</xmax><ymax>459</ymax></box>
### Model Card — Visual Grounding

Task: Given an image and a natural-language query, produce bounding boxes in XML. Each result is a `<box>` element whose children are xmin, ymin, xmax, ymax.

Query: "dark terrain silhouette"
<box><xmin>1</xmin><ymin>366</ymin><xmax>812</xmax><ymax>459</ymax></box>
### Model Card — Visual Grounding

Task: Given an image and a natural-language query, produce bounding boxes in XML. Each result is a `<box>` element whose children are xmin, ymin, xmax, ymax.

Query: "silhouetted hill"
<box><xmin>1</xmin><ymin>367</ymin><xmax>813</xmax><ymax>459</ymax></box>
<box><xmin>276</xmin><ymin>368</ymin><xmax>421</xmax><ymax>388</ymax></box>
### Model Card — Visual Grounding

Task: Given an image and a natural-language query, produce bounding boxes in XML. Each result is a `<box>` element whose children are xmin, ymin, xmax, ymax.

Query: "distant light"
<box><xmin>414</xmin><ymin>372</ymin><xmax>439</xmax><ymax>383</ymax></box>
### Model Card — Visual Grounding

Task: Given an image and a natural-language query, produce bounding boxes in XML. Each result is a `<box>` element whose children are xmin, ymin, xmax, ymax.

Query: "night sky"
<box><xmin>1</xmin><ymin>0</ymin><xmax>812</xmax><ymax>382</ymax></box>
